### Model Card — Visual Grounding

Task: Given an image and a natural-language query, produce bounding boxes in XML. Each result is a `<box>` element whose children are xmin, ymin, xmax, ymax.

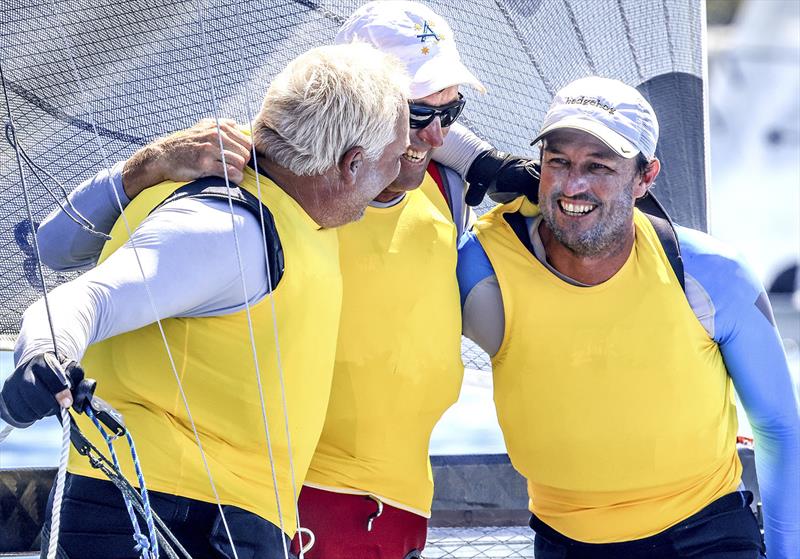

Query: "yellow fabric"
<box><xmin>305</xmin><ymin>172</ymin><xmax>463</xmax><ymax>516</ymax></box>
<box><xmin>474</xmin><ymin>200</ymin><xmax>741</xmax><ymax>542</ymax></box>
<box><xmin>69</xmin><ymin>167</ymin><xmax>342</xmax><ymax>534</ymax></box>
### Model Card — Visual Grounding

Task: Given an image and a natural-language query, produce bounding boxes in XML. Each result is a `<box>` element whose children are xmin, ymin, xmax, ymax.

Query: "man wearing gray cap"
<box><xmin>458</xmin><ymin>76</ymin><xmax>799</xmax><ymax>558</ymax></box>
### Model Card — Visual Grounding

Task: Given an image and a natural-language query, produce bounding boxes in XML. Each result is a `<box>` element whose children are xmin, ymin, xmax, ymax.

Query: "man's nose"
<box><xmin>561</xmin><ymin>168</ymin><xmax>590</xmax><ymax>197</ymax></box>
<box><xmin>417</xmin><ymin>117</ymin><xmax>445</xmax><ymax>148</ymax></box>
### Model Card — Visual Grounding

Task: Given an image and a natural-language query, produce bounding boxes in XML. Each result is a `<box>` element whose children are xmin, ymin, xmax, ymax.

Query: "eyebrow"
<box><xmin>543</xmin><ymin>143</ymin><xmax>617</xmax><ymax>161</ymax></box>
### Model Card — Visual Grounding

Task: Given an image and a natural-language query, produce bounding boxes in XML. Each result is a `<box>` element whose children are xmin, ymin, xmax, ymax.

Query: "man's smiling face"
<box><xmin>538</xmin><ymin>128</ymin><xmax>643</xmax><ymax>257</ymax></box>
<box><xmin>373</xmin><ymin>85</ymin><xmax>460</xmax><ymax>202</ymax></box>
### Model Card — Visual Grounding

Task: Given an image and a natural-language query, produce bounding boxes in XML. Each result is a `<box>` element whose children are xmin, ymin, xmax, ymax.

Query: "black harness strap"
<box><xmin>504</xmin><ymin>210</ymin><xmax>536</xmax><ymax>256</ymax></box>
<box><xmin>154</xmin><ymin>177</ymin><xmax>285</xmax><ymax>291</ymax></box>
<box><xmin>636</xmin><ymin>191</ymin><xmax>685</xmax><ymax>292</ymax></box>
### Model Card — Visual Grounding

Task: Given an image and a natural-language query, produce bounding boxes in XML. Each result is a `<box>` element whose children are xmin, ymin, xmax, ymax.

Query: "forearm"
<box><xmin>433</xmin><ymin>122</ymin><xmax>493</xmax><ymax>179</ymax></box>
<box><xmin>434</xmin><ymin>124</ymin><xmax>540</xmax><ymax>206</ymax></box>
<box><xmin>752</xmin><ymin>417</ymin><xmax>800</xmax><ymax>559</ymax></box>
<box><xmin>37</xmin><ymin>161</ymin><xmax>130</xmax><ymax>271</ymax></box>
<box><xmin>719</xmin><ymin>299</ymin><xmax>800</xmax><ymax>556</ymax></box>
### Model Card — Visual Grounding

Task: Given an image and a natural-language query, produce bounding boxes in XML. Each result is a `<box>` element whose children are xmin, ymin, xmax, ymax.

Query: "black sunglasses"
<box><xmin>408</xmin><ymin>93</ymin><xmax>466</xmax><ymax>129</ymax></box>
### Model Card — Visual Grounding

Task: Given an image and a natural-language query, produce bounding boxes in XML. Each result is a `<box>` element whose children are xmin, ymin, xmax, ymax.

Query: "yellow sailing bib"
<box><xmin>69</xmin><ymin>167</ymin><xmax>342</xmax><ymax>534</ymax></box>
<box><xmin>475</xmin><ymin>200</ymin><xmax>741</xmax><ymax>542</ymax></box>
<box><xmin>305</xmin><ymin>171</ymin><xmax>463</xmax><ymax>516</ymax></box>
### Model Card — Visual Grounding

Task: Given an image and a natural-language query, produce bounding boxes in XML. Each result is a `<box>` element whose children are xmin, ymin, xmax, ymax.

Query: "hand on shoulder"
<box><xmin>121</xmin><ymin>118</ymin><xmax>252</xmax><ymax>199</ymax></box>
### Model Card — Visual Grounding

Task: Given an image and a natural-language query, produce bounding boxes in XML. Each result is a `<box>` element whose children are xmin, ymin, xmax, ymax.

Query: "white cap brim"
<box><xmin>531</xmin><ymin>116</ymin><xmax>640</xmax><ymax>159</ymax></box>
<box><xmin>410</xmin><ymin>54</ymin><xmax>486</xmax><ymax>99</ymax></box>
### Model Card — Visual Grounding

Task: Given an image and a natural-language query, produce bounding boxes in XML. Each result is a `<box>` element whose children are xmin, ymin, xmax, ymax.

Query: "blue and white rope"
<box><xmin>86</xmin><ymin>407</ymin><xmax>159</xmax><ymax>559</ymax></box>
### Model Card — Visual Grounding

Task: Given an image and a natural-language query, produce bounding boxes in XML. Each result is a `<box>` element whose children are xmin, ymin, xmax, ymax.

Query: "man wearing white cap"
<box><xmin>30</xmin><ymin>2</ymin><xmax>537</xmax><ymax>557</ymax></box>
<box><xmin>458</xmin><ymin>76</ymin><xmax>799</xmax><ymax>558</ymax></box>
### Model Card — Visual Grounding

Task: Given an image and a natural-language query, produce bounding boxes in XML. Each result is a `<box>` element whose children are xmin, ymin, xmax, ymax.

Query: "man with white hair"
<box><xmin>1</xmin><ymin>42</ymin><xmax>410</xmax><ymax>559</ymax></box>
<box><xmin>22</xmin><ymin>2</ymin><xmax>539</xmax><ymax>557</ymax></box>
<box><xmin>458</xmin><ymin>76</ymin><xmax>799</xmax><ymax>558</ymax></box>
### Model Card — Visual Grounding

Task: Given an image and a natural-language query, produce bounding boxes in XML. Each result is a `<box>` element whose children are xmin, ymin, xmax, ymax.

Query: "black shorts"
<box><xmin>40</xmin><ymin>473</ymin><xmax>294</xmax><ymax>559</ymax></box>
<box><xmin>531</xmin><ymin>491</ymin><xmax>766</xmax><ymax>559</ymax></box>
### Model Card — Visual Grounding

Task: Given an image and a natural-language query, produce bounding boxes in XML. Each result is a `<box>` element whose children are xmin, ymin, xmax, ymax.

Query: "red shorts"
<box><xmin>289</xmin><ymin>485</ymin><xmax>427</xmax><ymax>559</ymax></box>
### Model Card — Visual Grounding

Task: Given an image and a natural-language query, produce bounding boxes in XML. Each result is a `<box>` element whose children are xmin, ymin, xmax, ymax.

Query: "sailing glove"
<box><xmin>465</xmin><ymin>149</ymin><xmax>541</xmax><ymax>207</ymax></box>
<box><xmin>0</xmin><ymin>352</ymin><xmax>93</xmax><ymax>428</ymax></box>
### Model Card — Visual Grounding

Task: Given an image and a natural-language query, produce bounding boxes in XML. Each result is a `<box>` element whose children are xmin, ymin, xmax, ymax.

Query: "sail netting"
<box><xmin>0</xmin><ymin>0</ymin><xmax>706</xmax><ymax>350</ymax></box>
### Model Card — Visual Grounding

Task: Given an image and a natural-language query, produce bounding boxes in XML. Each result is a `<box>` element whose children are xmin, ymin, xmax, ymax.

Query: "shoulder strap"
<box><xmin>636</xmin><ymin>192</ymin><xmax>685</xmax><ymax>292</ymax></box>
<box><xmin>154</xmin><ymin>177</ymin><xmax>284</xmax><ymax>291</ymax></box>
<box><xmin>503</xmin><ymin>210</ymin><xmax>536</xmax><ymax>256</ymax></box>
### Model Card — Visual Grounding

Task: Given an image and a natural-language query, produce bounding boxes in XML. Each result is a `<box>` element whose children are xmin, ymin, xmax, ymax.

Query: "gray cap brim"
<box><xmin>531</xmin><ymin>116</ymin><xmax>640</xmax><ymax>159</ymax></box>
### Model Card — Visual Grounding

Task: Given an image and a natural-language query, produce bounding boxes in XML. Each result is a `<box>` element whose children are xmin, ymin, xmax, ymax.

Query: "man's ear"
<box><xmin>340</xmin><ymin>146</ymin><xmax>365</xmax><ymax>186</ymax></box>
<box><xmin>635</xmin><ymin>157</ymin><xmax>661</xmax><ymax>198</ymax></box>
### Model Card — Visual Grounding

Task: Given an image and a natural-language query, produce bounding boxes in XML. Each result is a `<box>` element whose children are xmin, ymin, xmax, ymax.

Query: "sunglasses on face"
<box><xmin>408</xmin><ymin>93</ymin><xmax>466</xmax><ymax>129</ymax></box>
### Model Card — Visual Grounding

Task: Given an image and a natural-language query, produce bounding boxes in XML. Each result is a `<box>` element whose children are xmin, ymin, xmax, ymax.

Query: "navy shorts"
<box><xmin>531</xmin><ymin>491</ymin><xmax>766</xmax><ymax>559</ymax></box>
<box><xmin>40</xmin><ymin>473</ymin><xmax>294</xmax><ymax>559</ymax></box>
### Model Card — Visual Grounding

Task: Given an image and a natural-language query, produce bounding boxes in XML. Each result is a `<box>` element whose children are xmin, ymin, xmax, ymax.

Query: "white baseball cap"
<box><xmin>532</xmin><ymin>77</ymin><xmax>659</xmax><ymax>159</ymax></box>
<box><xmin>335</xmin><ymin>1</ymin><xmax>486</xmax><ymax>100</ymax></box>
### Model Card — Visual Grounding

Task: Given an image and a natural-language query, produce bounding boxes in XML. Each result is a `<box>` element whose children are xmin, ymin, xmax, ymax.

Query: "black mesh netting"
<box><xmin>1</xmin><ymin>0</ymin><xmax>706</xmax><ymax>355</ymax></box>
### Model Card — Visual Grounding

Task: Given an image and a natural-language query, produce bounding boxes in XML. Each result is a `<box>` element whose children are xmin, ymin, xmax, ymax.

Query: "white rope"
<box><xmin>46</xmin><ymin>409</ymin><xmax>71</xmax><ymax>559</ymax></box>
<box><xmin>234</xmin><ymin>39</ymin><xmax>310</xmax><ymax>558</ymax></box>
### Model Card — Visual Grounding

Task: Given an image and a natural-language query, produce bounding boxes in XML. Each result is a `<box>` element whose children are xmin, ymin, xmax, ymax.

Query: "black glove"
<box><xmin>465</xmin><ymin>149</ymin><xmax>541</xmax><ymax>207</ymax></box>
<box><xmin>0</xmin><ymin>353</ymin><xmax>95</xmax><ymax>428</ymax></box>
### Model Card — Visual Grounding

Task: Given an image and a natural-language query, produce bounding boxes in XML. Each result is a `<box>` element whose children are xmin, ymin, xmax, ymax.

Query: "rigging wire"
<box><xmin>4</xmin><ymin>2</ymin><xmax>312</xmax><ymax>556</ymax></box>
<box><xmin>195</xmin><ymin>0</ymin><xmax>304</xmax><ymax>554</ymax></box>
<box><xmin>1</xmin><ymin>55</ymin><xmax>70</xmax><ymax>559</ymax></box>
<box><xmin>2</xmin><ymin>57</ymin><xmax>165</xmax><ymax>559</ymax></box>
<box><xmin>2</xmin><ymin>126</ymin><xmax>111</xmax><ymax>240</ymax></box>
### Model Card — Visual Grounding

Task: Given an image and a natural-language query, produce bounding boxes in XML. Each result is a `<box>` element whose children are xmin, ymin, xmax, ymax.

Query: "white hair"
<box><xmin>253</xmin><ymin>43</ymin><xmax>409</xmax><ymax>176</ymax></box>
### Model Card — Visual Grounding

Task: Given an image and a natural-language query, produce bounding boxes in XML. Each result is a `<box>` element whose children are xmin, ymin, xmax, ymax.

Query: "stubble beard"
<box><xmin>539</xmin><ymin>180</ymin><xmax>636</xmax><ymax>258</ymax></box>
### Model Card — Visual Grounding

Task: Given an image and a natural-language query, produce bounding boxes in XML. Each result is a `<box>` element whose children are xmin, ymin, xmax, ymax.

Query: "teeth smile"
<box><xmin>403</xmin><ymin>148</ymin><xmax>427</xmax><ymax>163</ymax></box>
<box><xmin>559</xmin><ymin>201</ymin><xmax>596</xmax><ymax>216</ymax></box>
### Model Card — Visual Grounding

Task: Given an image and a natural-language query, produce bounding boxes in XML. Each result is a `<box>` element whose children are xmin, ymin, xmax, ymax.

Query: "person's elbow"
<box><xmin>36</xmin><ymin>215</ymin><xmax>98</xmax><ymax>271</ymax></box>
<box><xmin>752</xmin><ymin>407</ymin><xmax>800</xmax><ymax>452</ymax></box>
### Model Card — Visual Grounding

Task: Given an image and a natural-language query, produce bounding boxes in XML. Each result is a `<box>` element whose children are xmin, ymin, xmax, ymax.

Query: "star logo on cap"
<box><xmin>416</xmin><ymin>20</ymin><xmax>440</xmax><ymax>43</ymax></box>
<box><xmin>421</xmin><ymin>46</ymin><xmax>430</xmax><ymax>55</ymax></box>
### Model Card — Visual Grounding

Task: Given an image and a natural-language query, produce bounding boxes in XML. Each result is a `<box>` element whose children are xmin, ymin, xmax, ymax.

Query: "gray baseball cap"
<box><xmin>532</xmin><ymin>77</ymin><xmax>659</xmax><ymax>159</ymax></box>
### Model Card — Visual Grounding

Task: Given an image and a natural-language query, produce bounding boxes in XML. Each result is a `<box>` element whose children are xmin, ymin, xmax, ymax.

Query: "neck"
<box><xmin>257</xmin><ymin>155</ymin><xmax>331</xmax><ymax>226</ymax></box>
<box><xmin>538</xmin><ymin>221</ymin><xmax>635</xmax><ymax>285</ymax></box>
